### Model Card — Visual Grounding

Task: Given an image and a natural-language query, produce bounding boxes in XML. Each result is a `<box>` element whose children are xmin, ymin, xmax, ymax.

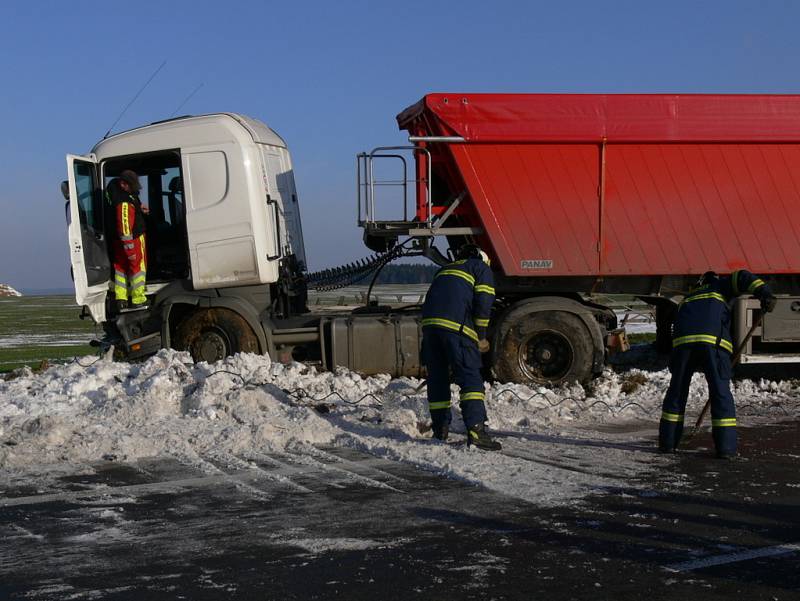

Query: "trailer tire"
<box><xmin>493</xmin><ymin>311</ymin><xmax>594</xmax><ymax>385</ymax></box>
<box><xmin>174</xmin><ymin>308</ymin><xmax>259</xmax><ymax>363</ymax></box>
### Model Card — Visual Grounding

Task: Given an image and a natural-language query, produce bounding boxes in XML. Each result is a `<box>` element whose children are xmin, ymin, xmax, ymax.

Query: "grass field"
<box><xmin>0</xmin><ymin>296</ymin><xmax>97</xmax><ymax>372</ymax></box>
<box><xmin>627</xmin><ymin>332</ymin><xmax>657</xmax><ymax>344</ymax></box>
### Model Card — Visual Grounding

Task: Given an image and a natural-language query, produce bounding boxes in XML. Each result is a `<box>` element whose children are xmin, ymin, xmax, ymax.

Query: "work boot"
<box><xmin>115</xmin><ymin>299</ymin><xmax>128</xmax><ymax>312</ymax></box>
<box><xmin>432</xmin><ymin>423</ymin><xmax>449</xmax><ymax>442</ymax></box>
<box><xmin>467</xmin><ymin>423</ymin><xmax>502</xmax><ymax>451</ymax></box>
<box><xmin>130</xmin><ymin>298</ymin><xmax>149</xmax><ymax>310</ymax></box>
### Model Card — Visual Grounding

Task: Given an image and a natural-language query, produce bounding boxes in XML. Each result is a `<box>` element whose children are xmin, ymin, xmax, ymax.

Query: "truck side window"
<box><xmin>74</xmin><ymin>161</ymin><xmax>100</xmax><ymax>228</ymax></box>
<box><xmin>161</xmin><ymin>169</ymin><xmax>183</xmax><ymax>226</ymax></box>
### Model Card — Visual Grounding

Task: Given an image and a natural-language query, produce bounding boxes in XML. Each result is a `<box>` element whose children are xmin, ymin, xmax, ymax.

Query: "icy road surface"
<box><xmin>1</xmin><ymin>347</ymin><xmax>798</xmax><ymax>507</ymax></box>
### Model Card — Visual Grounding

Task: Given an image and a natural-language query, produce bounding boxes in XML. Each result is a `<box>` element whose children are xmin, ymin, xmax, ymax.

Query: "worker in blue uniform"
<box><xmin>659</xmin><ymin>270</ymin><xmax>777</xmax><ymax>458</ymax></box>
<box><xmin>421</xmin><ymin>244</ymin><xmax>501</xmax><ymax>451</ymax></box>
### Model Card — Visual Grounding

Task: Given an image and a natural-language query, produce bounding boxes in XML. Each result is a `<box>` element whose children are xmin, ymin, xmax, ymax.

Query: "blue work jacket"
<box><xmin>421</xmin><ymin>258</ymin><xmax>495</xmax><ymax>343</ymax></box>
<box><xmin>673</xmin><ymin>270</ymin><xmax>770</xmax><ymax>353</ymax></box>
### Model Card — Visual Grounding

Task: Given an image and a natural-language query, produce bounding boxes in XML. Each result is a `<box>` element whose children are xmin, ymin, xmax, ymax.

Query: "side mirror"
<box><xmin>60</xmin><ymin>180</ymin><xmax>69</xmax><ymax>201</ymax></box>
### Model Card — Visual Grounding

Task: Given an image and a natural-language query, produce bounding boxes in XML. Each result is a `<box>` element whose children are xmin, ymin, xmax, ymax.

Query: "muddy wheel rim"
<box><xmin>519</xmin><ymin>329</ymin><xmax>574</xmax><ymax>382</ymax></box>
<box><xmin>193</xmin><ymin>327</ymin><xmax>229</xmax><ymax>363</ymax></box>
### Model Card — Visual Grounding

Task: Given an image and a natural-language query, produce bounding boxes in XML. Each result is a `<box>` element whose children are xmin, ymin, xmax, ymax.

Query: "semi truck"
<box><xmin>62</xmin><ymin>94</ymin><xmax>800</xmax><ymax>385</ymax></box>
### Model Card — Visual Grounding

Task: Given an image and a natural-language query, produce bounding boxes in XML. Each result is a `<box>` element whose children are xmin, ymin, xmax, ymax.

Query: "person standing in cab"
<box><xmin>106</xmin><ymin>169</ymin><xmax>149</xmax><ymax>311</ymax></box>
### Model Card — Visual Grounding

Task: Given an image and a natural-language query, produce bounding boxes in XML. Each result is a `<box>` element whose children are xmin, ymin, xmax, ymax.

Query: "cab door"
<box><xmin>262</xmin><ymin>146</ymin><xmax>307</xmax><ymax>267</ymax></box>
<box><xmin>65</xmin><ymin>154</ymin><xmax>110</xmax><ymax>322</ymax></box>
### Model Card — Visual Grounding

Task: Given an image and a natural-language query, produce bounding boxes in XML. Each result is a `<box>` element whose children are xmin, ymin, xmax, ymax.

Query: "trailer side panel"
<box><xmin>451</xmin><ymin>144</ymin><xmax>600</xmax><ymax>276</ymax></box>
<box><xmin>401</xmin><ymin>94</ymin><xmax>800</xmax><ymax>279</ymax></box>
<box><xmin>603</xmin><ymin>143</ymin><xmax>800</xmax><ymax>275</ymax></box>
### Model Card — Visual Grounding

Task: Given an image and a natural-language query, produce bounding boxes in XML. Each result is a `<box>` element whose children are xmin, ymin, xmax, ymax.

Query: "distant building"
<box><xmin>0</xmin><ymin>283</ymin><xmax>22</xmax><ymax>297</ymax></box>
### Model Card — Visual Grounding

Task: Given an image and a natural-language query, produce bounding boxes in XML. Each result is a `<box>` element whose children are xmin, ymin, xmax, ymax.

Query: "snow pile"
<box><xmin>0</xmin><ymin>283</ymin><xmax>22</xmax><ymax>297</ymax></box>
<box><xmin>1</xmin><ymin>348</ymin><xmax>798</xmax><ymax>506</ymax></box>
<box><xmin>0</xmin><ymin>351</ymin><xmax>344</xmax><ymax>467</ymax></box>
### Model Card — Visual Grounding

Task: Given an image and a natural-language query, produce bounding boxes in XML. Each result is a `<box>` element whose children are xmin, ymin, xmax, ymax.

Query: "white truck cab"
<box><xmin>65</xmin><ymin>113</ymin><xmax>306</xmax><ymax>323</ymax></box>
<box><xmin>63</xmin><ymin>113</ymin><xmax>424</xmax><ymax>377</ymax></box>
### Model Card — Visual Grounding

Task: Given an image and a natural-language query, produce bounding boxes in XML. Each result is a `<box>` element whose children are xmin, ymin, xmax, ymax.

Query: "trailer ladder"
<box><xmin>356</xmin><ymin>145</ymin><xmax>482</xmax><ymax>240</ymax></box>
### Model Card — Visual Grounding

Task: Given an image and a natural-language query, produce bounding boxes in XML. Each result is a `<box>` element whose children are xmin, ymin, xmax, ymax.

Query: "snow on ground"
<box><xmin>0</xmin><ymin>283</ymin><xmax>22</xmax><ymax>297</ymax></box>
<box><xmin>0</xmin><ymin>334</ymin><xmax>95</xmax><ymax>349</ymax></box>
<box><xmin>614</xmin><ymin>310</ymin><xmax>656</xmax><ymax>334</ymax></box>
<box><xmin>0</xmin><ymin>347</ymin><xmax>798</xmax><ymax>507</ymax></box>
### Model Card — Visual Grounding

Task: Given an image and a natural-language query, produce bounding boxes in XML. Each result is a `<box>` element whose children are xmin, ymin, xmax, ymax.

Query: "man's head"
<box><xmin>119</xmin><ymin>169</ymin><xmax>141</xmax><ymax>193</ymax></box>
<box><xmin>696</xmin><ymin>270</ymin><xmax>717</xmax><ymax>288</ymax></box>
<box><xmin>456</xmin><ymin>243</ymin><xmax>491</xmax><ymax>266</ymax></box>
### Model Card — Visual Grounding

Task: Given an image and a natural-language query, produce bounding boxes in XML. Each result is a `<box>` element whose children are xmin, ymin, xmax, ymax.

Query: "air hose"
<box><xmin>305</xmin><ymin>243</ymin><xmax>408</xmax><ymax>291</ymax></box>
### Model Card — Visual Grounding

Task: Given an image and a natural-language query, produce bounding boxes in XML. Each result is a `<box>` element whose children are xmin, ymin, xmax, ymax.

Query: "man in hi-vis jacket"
<box><xmin>421</xmin><ymin>244</ymin><xmax>500</xmax><ymax>451</ymax></box>
<box><xmin>106</xmin><ymin>169</ymin><xmax>149</xmax><ymax>311</ymax></box>
<box><xmin>659</xmin><ymin>270</ymin><xmax>776</xmax><ymax>458</ymax></box>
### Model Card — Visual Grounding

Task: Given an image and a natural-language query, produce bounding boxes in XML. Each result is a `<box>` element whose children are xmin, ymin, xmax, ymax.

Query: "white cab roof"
<box><xmin>91</xmin><ymin>113</ymin><xmax>287</xmax><ymax>159</ymax></box>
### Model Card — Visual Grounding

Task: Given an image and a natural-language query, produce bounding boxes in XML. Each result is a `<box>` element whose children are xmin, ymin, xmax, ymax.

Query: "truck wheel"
<box><xmin>493</xmin><ymin>311</ymin><xmax>594</xmax><ymax>385</ymax></box>
<box><xmin>175</xmin><ymin>308</ymin><xmax>259</xmax><ymax>363</ymax></box>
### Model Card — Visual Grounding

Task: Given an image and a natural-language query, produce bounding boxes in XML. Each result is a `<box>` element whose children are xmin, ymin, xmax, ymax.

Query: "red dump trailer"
<box><xmin>359</xmin><ymin>94</ymin><xmax>800</xmax><ymax>383</ymax></box>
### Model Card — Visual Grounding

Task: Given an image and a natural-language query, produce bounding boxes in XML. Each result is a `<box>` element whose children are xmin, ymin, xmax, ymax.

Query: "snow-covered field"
<box><xmin>0</xmin><ymin>284</ymin><xmax>22</xmax><ymax>297</ymax></box>
<box><xmin>1</xmin><ymin>348</ymin><xmax>798</xmax><ymax>507</ymax></box>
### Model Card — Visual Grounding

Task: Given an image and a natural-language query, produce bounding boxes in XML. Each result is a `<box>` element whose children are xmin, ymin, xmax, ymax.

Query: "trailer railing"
<box><xmin>356</xmin><ymin>143</ymin><xmax>482</xmax><ymax>246</ymax></box>
<box><xmin>357</xmin><ymin>146</ymin><xmax>432</xmax><ymax>227</ymax></box>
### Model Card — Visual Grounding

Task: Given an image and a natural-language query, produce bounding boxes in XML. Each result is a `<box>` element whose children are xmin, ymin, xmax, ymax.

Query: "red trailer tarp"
<box><xmin>399</xmin><ymin>94</ymin><xmax>800</xmax><ymax>277</ymax></box>
<box><xmin>398</xmin><ymin>93</ymin><xmax>800</xmax><ymax>142</ymax></box>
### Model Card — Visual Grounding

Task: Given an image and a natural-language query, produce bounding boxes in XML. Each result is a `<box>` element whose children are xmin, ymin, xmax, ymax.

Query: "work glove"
<box><xmin>478</xmin><ymin>339</ymin><xmax>490</xmax><ymax>353</ymax></box>
<box><xmin>760</xmin><ymin>295</ymin><xmax>777</xmax><ymax>313</ymax></box>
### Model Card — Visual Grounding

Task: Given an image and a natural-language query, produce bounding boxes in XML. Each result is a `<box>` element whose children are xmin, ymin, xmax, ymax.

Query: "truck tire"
<box><xmin>493</xmin><ymin>311</ymin><xmax>594</xmax><ymax>385</ymax></box>
<box><xmin>174</xmin><ymin>308</ymin><xmax>259</xmax><ymax>363</ymax></box>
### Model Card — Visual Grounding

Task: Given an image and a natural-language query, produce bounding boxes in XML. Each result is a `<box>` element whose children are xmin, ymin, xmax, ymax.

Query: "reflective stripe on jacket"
<box><xmin>672</xmin><ymin>269</ymin><xmax>770</xmax><ymax>353</ymax></box>
<box><xmin>421</xmin><ymin>258</ymin><xmax>495</xmax><ymax>343</ymax></box>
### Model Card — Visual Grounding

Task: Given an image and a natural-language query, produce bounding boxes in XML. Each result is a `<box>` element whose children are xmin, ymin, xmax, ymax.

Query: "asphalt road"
<box><xmin>1</xmin><ymin>422</ymin><xmax>798</xmax><ymax>600</ymax></box>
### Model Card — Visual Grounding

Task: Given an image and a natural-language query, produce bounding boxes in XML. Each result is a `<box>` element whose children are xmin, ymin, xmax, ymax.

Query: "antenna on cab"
<box><xmin>170</xmin><ymin>83</ymin><xmax>204</xmax><ymax>118</ymax></box>
<box><xmin>102</xmin><ymin>60</ymin><xmax>167</xmax><ymax>139</ymax></box>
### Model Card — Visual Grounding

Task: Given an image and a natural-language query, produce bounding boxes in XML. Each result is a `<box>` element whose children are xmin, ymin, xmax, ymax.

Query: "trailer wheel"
<box><xmin>174</xmin><ymin>308</ymin><xmax>259</xmax><ymax>363</ymax></box>
<box><xmin>493</xmin><ymin>311</ymin><xmax>594</xmax><ymax>385</ymax></box>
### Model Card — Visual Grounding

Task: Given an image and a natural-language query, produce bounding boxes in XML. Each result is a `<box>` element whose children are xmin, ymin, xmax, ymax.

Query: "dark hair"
<box><xmin>119</xmin><ymin>169</ymin><xmax>141</xmax><ymax>191</ymax></box>
<box><xmin>456</xmin><ymin>244</ymin><xmax>482</xmax><ymax>261</ymax></box>
<box><xmin>698</xmin><ymin>271</ymin><xmax>718</xmax><ymax>286</ymax></box>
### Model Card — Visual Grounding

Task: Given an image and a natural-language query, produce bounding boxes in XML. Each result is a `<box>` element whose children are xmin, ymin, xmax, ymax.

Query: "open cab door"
<box><xmin>65</xmin><ymin>154</ymin><xmax>110</xmax><ymax>322</ymax></box>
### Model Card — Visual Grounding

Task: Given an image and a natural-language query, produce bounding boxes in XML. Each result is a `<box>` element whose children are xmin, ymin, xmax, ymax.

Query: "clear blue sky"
<box><xmin>1</xmin><ymin>0</ymin><xmax>799</xmax><ymax>291</ymax></box>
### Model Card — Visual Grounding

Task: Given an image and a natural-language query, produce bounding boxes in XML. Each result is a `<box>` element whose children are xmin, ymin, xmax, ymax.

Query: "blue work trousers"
<box><xmin>659</xmin><ymin>344</ymin><xmax>737</xmax><ymax>455</ymax></box>
<box><xmin>422</xmin><ymin>327</ymin><xmax>487</xmax><ymax>430</ymax></box>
